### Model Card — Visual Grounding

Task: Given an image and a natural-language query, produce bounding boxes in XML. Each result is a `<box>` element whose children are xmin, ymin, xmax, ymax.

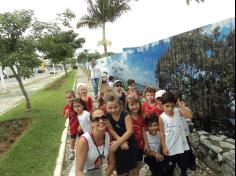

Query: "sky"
<box><xmin>0</xmin><ymin>0</ymin><xmax>235</xmax><ymax>54</ymax></box>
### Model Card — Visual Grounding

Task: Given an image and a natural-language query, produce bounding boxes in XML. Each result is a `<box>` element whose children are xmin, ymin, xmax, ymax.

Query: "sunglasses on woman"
<box><xmin>92</xmin><ymin>115</ymin><xmax>109</xmax><ymax>122</ymax></box>
<box><xmin>115</xmin><ymin>84</ymin><xmax>122</xmax><ymax>87</ymax></box>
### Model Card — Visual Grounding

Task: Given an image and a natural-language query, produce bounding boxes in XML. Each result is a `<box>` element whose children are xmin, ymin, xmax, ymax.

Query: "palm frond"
<box><xmin>108</xmin><ymin>0</ymin><xmax>131</xmax><ymax>22</ymax></box>
<box><xmin>77</xmin><ymin>15</ymin><xmax>99</xmax><ymax>29</ymax></box>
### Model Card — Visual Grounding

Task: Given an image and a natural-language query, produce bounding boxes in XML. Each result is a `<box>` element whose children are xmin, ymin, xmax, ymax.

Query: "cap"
<box><xmin>101</xmin><ymin>72</ymin><xmax>108</xmax><ymax>78</ymax></box>
<box><xmin>113</xmin><ymin>80</ymin><xmax>122</xmax><ymax>86</ymax></box>
<box><xmin>155</xmin><ymin>90</ymin><xmax>166</xmax><ymax>99</ymax></box>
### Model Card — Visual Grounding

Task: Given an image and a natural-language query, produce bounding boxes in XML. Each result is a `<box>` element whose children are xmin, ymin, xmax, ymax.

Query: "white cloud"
<box><xmin>0</xmin><ymin>0</ymin><xmax>235</xmax><ymax>53</ymax></box>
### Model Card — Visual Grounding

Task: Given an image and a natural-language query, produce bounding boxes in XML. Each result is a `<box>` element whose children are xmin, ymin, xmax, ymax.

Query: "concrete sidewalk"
<box><xmin>62</xmin><ymin>68</ymin><xmax>96</xmax><ymax>176</ymax></box>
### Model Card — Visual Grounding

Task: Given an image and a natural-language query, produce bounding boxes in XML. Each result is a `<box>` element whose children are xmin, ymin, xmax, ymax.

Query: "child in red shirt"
<box><xmin>126</xmin><ymin>94</ymin><xmax>149</xmax><ymax>173</ymax></box>
<box><xmin>63</xmin><ymin>90</ymin><xmax>79</xmax><ymax>160</ymax></box>
<box><xmin>77</xmin><ymin>84</ymin><xmax>94</xmax><ymax>113</ymax></box>
<box><xmin>142</xmin><ymin>87</ymin><xmax>163</xmax><ymax>118</ymax></box>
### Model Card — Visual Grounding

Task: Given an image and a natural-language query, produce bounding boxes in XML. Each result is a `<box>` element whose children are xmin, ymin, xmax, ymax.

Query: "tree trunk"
<box><xmin>10</xmin><ymin>66</ymin><xmax>31</xmax><ymax>111</ymax></box>
<box><xmin>62</xmin><ymin>60</ymin><xmax>68</xmax><ymax>76</ymax></box>
<box><xmin>102</xmin><ymin>23</ymin><xmax>108</xmax><ymax>56</ymax></box>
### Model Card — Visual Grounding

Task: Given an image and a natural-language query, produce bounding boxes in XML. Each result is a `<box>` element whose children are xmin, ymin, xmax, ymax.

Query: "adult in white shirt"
<box><xmin>89</xmin><ymin>59</ymin><xmax>100</xmax><ymax>99</ymax></box>
<box><xmin>76</xmin><ymin>109</ymin><xmax>115</xmax><ymax>176</ymax></box>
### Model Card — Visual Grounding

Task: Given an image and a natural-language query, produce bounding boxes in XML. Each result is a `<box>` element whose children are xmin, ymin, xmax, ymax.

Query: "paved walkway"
<box><xmin>0</xmin><ymin>71</ymin><xmax>65</xmax><ymax>116</ymax></box>
<box><xmin>62</xmin><ymin>68</ymin><xmax>215</xmax><ymax>176</ymax></box>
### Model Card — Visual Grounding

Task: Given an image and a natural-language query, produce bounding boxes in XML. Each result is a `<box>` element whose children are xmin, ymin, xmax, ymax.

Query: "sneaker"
<box><xmin>69</xmin><ymin>151</ymin><xmax>75</xmax><ymax>160</ymax></box>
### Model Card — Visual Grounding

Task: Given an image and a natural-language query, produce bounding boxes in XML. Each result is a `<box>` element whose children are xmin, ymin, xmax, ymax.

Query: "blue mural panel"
<box><xmin>97</xmin><ymin>17</ymin><xmax>235</xmax><ymax>137</ymax></box>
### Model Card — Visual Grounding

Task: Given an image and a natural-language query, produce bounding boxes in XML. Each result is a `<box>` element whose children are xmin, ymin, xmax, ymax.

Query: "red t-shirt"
<box><xmin>63</xmin><ymin>104</ymin><xmax>79</xmax><ymax>135</ymax></box>
<box><xmin>84</xmin><ymin>96</ymin><xmax>93</xmax><ymax>113</ymax></box>
<box><xmin>132</xmin><ymin>116</ymin><xmax>145</xmax><ymax>149</ymax></box>
<box><xmin>142</xmin><ymin>102</ymin><xmax>163</xmax><ymax>118</ymax></box>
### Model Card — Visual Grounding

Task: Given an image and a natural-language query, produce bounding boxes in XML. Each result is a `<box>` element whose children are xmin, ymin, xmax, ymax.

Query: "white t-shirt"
<box><xmin>68</xmin><ymin>132</ymin><xmax>110</xmax><ymax>176</ymax></box>
<box><xmin>83</xmin><ymin>132</ymin><xmax>110</xmax><ymax>173</ymax></box>
<box><xmin>89</xmin><ymin>65</ymin><xmax>100</xmax><ymax>79</ymax></box>
<box><xmin>160</xmin><ymin>108</ymin><xmax>190</xmax><ymax>156</ymax></box>
<box><xmin>146</xmin><ymin>131</ymin><xmax>161</xmax><ymax>153</ymax></box>
<box><xmin>108</xmin><ymin>81</ymin><xmax>114</xmax><ymax>87</ymax></box>
<box><xmin>181</xmin><ymin>117</ymin><xmax>190</xmax><ymax>136</ymax></box>
<box><xmin>78</xmin><ymin>110</ymin><xmax>91</xmax><ymax>133</ymax></box>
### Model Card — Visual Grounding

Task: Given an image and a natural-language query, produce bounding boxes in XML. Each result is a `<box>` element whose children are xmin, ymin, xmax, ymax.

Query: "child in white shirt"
<box><xmin>144</xmin><ymin>113</ymin><xmax>167</xmax><ymax>176</ymax></box>
<box><xmin>159</xmin><ymin>91</ymin><xmax>193</xmax><ymax>176</ymax></box>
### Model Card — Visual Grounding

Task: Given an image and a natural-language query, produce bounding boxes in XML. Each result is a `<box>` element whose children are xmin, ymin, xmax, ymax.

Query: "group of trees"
<box><xmin>0</xmin><ymin>9</ymin><xmax>85</xmax><ymax>111</ymax></box>
<box><xmin>156</xmin><ymin>26</ymin><xmax>235</xmax><ymax>136</ymax></box>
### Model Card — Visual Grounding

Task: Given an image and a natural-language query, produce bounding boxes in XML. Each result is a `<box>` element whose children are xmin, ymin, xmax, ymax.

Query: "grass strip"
<box><xmin>0</xmin><ymin>70</ymin><xmax>76</xmax><ymax>176</ymax></box>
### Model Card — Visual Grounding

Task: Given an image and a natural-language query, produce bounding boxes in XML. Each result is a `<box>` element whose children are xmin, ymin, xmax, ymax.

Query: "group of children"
<box><xmin>63</xmin><ymin>78</ymin><xmax>196</xmax><ymax>176</ymax></box>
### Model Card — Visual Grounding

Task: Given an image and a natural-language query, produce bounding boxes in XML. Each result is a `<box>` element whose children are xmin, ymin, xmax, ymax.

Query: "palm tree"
<box><xmin>77</xmin><ymin>0</ymin><xmax>131</xmax><ymax>55</ymax></box>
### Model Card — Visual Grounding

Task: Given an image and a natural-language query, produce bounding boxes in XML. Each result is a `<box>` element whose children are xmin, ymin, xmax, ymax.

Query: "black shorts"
<box><xmin>70</xmin><ymin>131</ymin><xmax>83</xmax><ymax>139</ymax></box>
<box><xmin>70</xmin><ymin>133</ymin><xmax>77</xmax><ymax>139</ymax></box>
<box><xmin>137</xmin><ymin>149</ymin><xmax>144</xmax><ymax>161</ymax></box>
<box><xmin>165</xmin><ymin>152</ymin><xmax>190</xmax><ymax>171</ymax></box>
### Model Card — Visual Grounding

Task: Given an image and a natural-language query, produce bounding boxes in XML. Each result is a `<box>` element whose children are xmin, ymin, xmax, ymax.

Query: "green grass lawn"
<box><xmin>0</xmin><ymin>70</ymin><xmax>76</xmax><ymax>176</ymax></box>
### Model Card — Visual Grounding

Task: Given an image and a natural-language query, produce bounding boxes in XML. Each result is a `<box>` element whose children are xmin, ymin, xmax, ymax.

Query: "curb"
<box><xmin>53</xmin><ymin>70</ymin><xmax>77</xmax><ymax>176</ymax></box>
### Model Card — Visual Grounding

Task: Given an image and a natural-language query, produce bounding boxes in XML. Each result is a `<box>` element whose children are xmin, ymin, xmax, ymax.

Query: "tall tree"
<box><xmin>38</xmin><ymin>30</ymin><xmax>85</xmax><ymax>75</ymax></box>
<box><xmin>0</xmin><ymin>10</ymin><xmax>42</xmax><ymax>111</ymax></box>
<box><xmin>37</xmin><ymin>9</ymin><xmax>85</xmax><ymax>75</ymax></box>
<box><xmin>77</xmin><ymin>0</ymin><xmax>131</xmax><ymax>55</ymax></box>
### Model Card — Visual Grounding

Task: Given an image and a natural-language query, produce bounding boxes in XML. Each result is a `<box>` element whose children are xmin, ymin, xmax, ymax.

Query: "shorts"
<box><xmin>70</xmin><ymin>133</ymin><xmax>77</xmax><ymax>139</ymax></box>
<box><xmin>70</xmin><ymin>131</ymin><xmax>83</xmax><ymax>139</ymax></box>
<box><xmin>137</xmin><ymin>149</ymin><xmax>144</xmax><ymax>161</ymax></box>
<box><xmin>165</xmin><ymin>152</ymin><xmax>190</xmax><ymax>171</ymax></box>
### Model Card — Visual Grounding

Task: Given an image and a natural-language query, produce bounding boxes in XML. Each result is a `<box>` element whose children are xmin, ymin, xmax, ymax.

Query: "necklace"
<box><xmin>89</xmin><ymin>133</ymin><xmax>105</xmax><ymax>168</ymax></box>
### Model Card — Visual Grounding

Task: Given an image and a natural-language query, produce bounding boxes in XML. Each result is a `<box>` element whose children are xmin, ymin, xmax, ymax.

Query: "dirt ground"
<box><xmin>0</xmin><ymin>118</ymin><xmax>31</xmax><ymax>158</ymax></box>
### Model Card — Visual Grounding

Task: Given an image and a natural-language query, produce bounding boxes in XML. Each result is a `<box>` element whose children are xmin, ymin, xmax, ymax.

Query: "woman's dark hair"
<box><xmin>145</xmin><ymin>113</ymin><xmax>158</xmax><ymax>126</ymax></box>
<box><xmin>161</xmin><ymin>91</ymin><xmax>177</xmax><ymax>105</ymax></box>
<box><xmin>72</xmin><ymin>98</ymin><xmax>87</xmax><ymax>111</ymax></box>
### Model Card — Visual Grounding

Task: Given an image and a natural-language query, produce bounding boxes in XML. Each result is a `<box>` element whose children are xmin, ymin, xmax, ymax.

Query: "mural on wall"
<box><xmin>97</xmin><ymin>17</ymin><xmax>235</xmax><ymax>137</ymax></box>
<box><xmin>156</xmin><ymin>18</ymin><xmax>235</xmax><ymax>137</ymax></box>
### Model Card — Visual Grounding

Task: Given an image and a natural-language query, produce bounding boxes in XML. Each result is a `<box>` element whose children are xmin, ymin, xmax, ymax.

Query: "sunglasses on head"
<box><xmin>115</xmin><ymin>84</ymin><xmax>122</xmax><ymax>87</ymax></box>
<box><xmin>92</xmin><ymin>115</ymin><xmax>109</xmax><ymax>122</ymax></box>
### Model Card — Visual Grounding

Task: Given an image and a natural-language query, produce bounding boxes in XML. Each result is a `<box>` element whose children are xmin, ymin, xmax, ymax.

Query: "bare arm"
<box><xmin>76</xmin><ymin>137</ymin><xmax>88</xmax><ymax>176</ymax></box>
<box><xmin>105</xmin><ymin>150</ymin><xmax>115</xmax><ymax>176</ymax></box>
<box><xmin>142</xmin><ymin>127</ymin><xmax>149</xmax><ymax>151</ymax></box>
<box><xmin>107</xmin><ymin>121</ymin><xmax>121</xmax><ymax>140</ymax></box>
<box><xmin>159</xmin><ymin>117</ymin><xmax>169</xmax><ymax>155</ymax></box>
<box><xmin>116</xmin><ymin>114</ymin><xmax>133</xmax><ymax>146</ymax></box>
<box><xmin>178</xmin><ymin>100</ymin><xmax>193</xmax><ymax>119</ymax></box>
<box><xmin>63</xmin><ymin>109</ymin><xmax>69</xmax><ymax>119</ymax></box>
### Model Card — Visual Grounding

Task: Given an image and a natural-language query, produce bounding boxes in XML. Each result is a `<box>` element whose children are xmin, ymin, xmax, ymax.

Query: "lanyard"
<box><xmin>89</xmin><ymin>133</ymin><xmax>105</xmax><ymax>161</ymax></box>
